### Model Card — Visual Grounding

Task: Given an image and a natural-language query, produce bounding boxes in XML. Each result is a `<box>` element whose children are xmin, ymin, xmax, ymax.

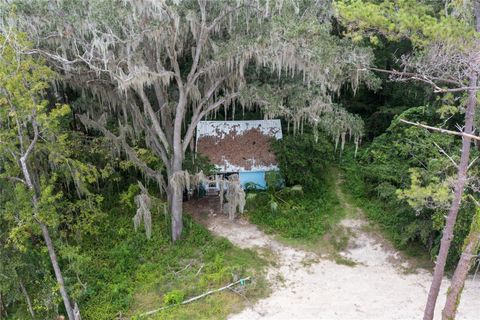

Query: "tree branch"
<box><xmin>432</xmin><ymin>86</ymin><xmax>480</xmax><ymax>93</ymax></box>
<box><xmin>193</xmin><ymin>77</ymin><xmax>226</xmax><ymax>113</ymax></box>
<box><xmin>400</xmin><ymin>119</ymin><xmax>480</xmax><ymax>141</ymax></box>
<box><xmin>139</xmin><ymin>277</ymin><xmax>251</xmax><ymax>317</ymax></box>
<box><xmin>78</xmin><ymin>115</ymin><xmax>166</xmax><ymax>190</ymax></box>
<box><xmin>3</xmin><ymin>176</ymin><xmax>27</xmax><ymax>185</ymax></box>
<box><xmin>164</xmin><ymin>9</ymin><xmax>184</xmax><ymax>90</ymax></box>
<box><xmin>432</xmin><ymin>141</ymin><xmax>458</xmax><ymax>168</ymax></box>
<box><xmin>365</xmin><ymin>67</ymin><xmax>464</xmax><ymax>88</ymax></box>
<box><xmin>20</xmin><ymin>121</ymin><xmax>39</xmax><ymax>161</ymax></box>
<box><xmin>19</xmin><ymin>114</ymin><xmax>39</xmax><ymax>189</ymax></box>
<box><xmin>186</xmin><ymin>0</ymin><xmax>208</xmax><ymax>86</ymax></box>
<box><xmin>135</xmin><ymin>88</ymin><xmax>171</xmax><ymax>152</ymax></box>
<box><xmin>207</xmin><ymin>4</ymin><xmax>252</xmax><ymax>31</ymax></box>
<box><xmin>468</xmin><ymin>156</ymin><xmax>479</xmax><ymax>169</ymax></box>
<box><xmin>126</xmin><ymin>100</ymin><xmax>171</xmax><ymax>172</ymax></box>
<box><xmin>183</xmin><ymin>92</ymin><xmax>239</xmax><ymax>153</ymax></box>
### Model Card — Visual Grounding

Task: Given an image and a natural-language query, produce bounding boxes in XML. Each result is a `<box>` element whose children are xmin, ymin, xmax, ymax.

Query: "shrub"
<box><xmin>163</xmin><ymin>290</ymin><xmax>185</xmax><ymax>305</ymax></box>
<box><xmin>271</xmin><ymin>133</ymin><xmax>333</xmax><ymax>189</ymax></box>
<box><xmin>340</xmin><ymin>105</ymin><xmax>477</xmax><ymax>268</ymax></box>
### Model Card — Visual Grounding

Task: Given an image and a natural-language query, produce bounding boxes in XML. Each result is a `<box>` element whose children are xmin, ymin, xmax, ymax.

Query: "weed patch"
<box><xmin>78</xmin><ymin>202</ymin><xmax>268</xmax><ymax>320</ymax></box>
<box><xmin>332</xmin><ymin>254</ymin><xmax>357</xmax><ymax>267</ymax></box>
<box><xmin>246</xmin><ymin>168</ymin><xmax>344</xmax><ymax>241</ymax></box>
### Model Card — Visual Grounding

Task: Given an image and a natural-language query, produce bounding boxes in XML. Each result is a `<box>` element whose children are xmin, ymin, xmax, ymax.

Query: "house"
<box><xmin>196</xmin><ymin>119</ymin><xmax>283</xmax><ymax>189</ymax></box>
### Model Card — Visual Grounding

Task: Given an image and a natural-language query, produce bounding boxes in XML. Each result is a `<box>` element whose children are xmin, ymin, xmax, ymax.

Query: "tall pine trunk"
<box><xmin>423</xmin><ymin>3</ymin><xmax>480</xmax><ymax>317</ymax></box>
<box><xmin>38</xmin><ymin>222</ymin><xmax>75</xmax><ymax>320</ymax></box>
<box><xmin>20</xmin><ymin>156</ymin><xmax>76</xmax><ymax>320</ymax></box>
<box><xmin>441</xmin><ymin>5</ymin><xmax>480</xmax><ymax>319</ymax></box>
<box><xmin>423</xmin><ymin>76</ymin><xmax>478</xmax><ymax>320</ymax></box>
<box><xmin>441</xmin><ymin>209</ymin><xmax>480</xmax><ymax>319</ymax></box>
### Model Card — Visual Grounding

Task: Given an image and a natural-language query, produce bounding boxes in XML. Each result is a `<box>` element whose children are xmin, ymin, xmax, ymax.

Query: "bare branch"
<box><xmin>19</xmin><ymin>114</ymin><xmax>39</xmax><ymax>189</ymax></box>
<box><xmin>207</xmin><ymin>4</ymin><xmax>254</xmax><ymax>31</ymax></box>
<box><xmin>119</xmin><ymin>99</ymin><xmax>171</xmax><ymax>171</ymax></box>
<box><xmin>182</xmin><ymin>92</ymin><xmax>239</xmax><ymax>153</ymax></box>
<box><xmin>2</xmin><ymin>176</ymin><xmax>27</xmax><ymax>185</ymax></box>
<box><xmin>400</xmin><ymin>119</ymin><xmax>480</xmax><ymax>141</ymax></box>
<box><xmin>365</xmin><ymin>67</ymin><xmax>463</xmax><ymax>88</ymax></box>
<box><xmin>468</xmin><ymin>194</ymin><xmax>480</xmax><ymax>207</ymax></box>
<box><xmin>433</xmin><ymin>87</ymin><xmax>480</xmax><ymax>93</ymax></box>
<box><xmin>139</xmin><ymin>277</ymin><xmax>251</xmax><ymax>317</ymax></box>
<box><xmin>432</xmin><ymin>141</ymin><xmax>458</xmax><ymax>168</ymax></box>
<box><xmin>189</xmin><ymin>76</ymin><xmax>226</xmax><ymax>121</ymax></box>
<box><xmin>163</xmin><ymin>9</ymin><xmax>184</xmax><ymax>91</ymax></box>
<box><xmin>468</xmin><ymin>156</ymin><xmax>479</xmax><ymax>169</ymax></box>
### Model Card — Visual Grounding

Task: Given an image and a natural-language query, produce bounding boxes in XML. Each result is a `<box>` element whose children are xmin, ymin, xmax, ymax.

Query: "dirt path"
<box><xmin>187</xmin><ymin>185</ymin><xmax>479</xmax><ymax>319</ymax></box>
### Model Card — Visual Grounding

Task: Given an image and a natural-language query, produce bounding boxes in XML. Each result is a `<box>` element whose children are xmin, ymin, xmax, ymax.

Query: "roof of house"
<box><xmin>196</xmin><ymin>120</ymin><xmax>283</xmax><ymax>172</ymax></box>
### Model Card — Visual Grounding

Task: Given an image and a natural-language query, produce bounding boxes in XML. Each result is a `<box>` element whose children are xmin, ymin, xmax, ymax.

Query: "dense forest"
<box><xmin>0</xmin><ymin>1</ymin><xmax>479</xmax><ymax>319</ymax></box>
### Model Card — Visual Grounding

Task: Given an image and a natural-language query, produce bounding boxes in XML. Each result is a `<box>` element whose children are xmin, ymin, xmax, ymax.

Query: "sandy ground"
<box><xmin>186</xmin><ymin>194</ymin><xmax>479</xmax><ymax>320</ymax></box>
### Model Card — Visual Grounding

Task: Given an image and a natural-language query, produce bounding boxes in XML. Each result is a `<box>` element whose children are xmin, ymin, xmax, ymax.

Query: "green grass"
<box><xmin>78</xmin><ymin>204</ymin><xmax>268</xmax><ymax>320</ymax></box>
<box><xmin>246</xmin><ymin>168</ymin><xmax>343</xmax><ymax>240</ymax></box>
<box><xmin>245</xmin><ymin>167</ymin><xmax>350</xmax><ymax>258</ymax></box>
<box><xmin>332</xmin><ymin>254</ymin><xmax>358</xmax><ymax>267</ymax></box>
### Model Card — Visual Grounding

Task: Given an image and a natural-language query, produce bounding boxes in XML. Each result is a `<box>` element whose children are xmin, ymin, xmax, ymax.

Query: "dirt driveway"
<box><xmin>185</xmin><ymin>192</ymin><xmax>479</xmax><ymax>320</ymax></box>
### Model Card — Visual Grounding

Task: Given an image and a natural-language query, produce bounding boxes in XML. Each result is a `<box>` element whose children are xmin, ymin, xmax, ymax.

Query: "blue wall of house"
<box><xmin>239</xmin><ymin>171</ymin><xmax>266</xmax><ymax>189</ymax></box>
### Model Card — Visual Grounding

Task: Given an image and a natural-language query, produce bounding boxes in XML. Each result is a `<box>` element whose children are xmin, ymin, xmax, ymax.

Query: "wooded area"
<box><xmin>0</xmin><ymin>1</ymin><xmax>479</xmax><ymax>319</ymax></box>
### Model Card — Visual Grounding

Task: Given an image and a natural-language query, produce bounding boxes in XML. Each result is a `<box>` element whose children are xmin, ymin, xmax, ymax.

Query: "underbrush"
<box><xmin>245</xmin><ymin>134</ymin><xmax>345</xmax><ymax>249</ymax></box>
<box><xmin>246</xmin><ymin>169</ymin><xmax>342</xmax><ymax>241</ymax></box>
<box><xmin>340</xmin><ymin>148</ymin><xmax>442</xmax><ymax>268</ymax></box>
<box><xmin>79</xmin><ymin>201</ymin><xmax>267</xmax><ymax>320</ymax></box>
<box><xmin>339</xmin><ymin>158</ymin><xmax>414</xmax><ymax>248</ymax></box>
<box><xmin>336</xmin><ymin>106</ymin><xmax>478</xmax><ymax>270</ymax></box>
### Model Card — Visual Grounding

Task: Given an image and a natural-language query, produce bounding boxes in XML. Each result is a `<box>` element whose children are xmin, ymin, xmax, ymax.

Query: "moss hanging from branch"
<box><xmin>5</xmin><ymin>0</ymin><xmax>375</xmax><ymax>240</ymax></box>
<box><xmin>133</xmin><ymin>181</ymin><xmax>152</xmax><ymax>239</ymax></box>
<box><xmin>224</xmin><ymin>174</ymin><xmax>246</xmax><ymax>220</ymax></box>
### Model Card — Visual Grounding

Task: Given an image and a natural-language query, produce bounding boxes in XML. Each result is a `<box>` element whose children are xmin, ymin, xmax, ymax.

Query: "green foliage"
<box><xmin>163</xmin><ymin>290</ymin><xmax>185</xmax><ymax>305</ymax></box>
<box><xmin>336</xmin><ymin>0</ymin><xmax>474</xmax><ymax>47</ymax></box>
<box><xmin>265</xmin><ymin>171</ymin><xmax>284</xmax><ymax>191</ymax></box>
<box><xmin>271</xmin><ymin>133</ymin><xmax>334</xmax><ymax>190</ymax></box>
<box><xmin>0</xmin><ymin>32</ymin><xmax>107</xmax><ymax>318</ymax></box>
<box><xmin>3</xmin><ymin>1</ymin><xmax>478</xmax><ymax>318</ymax></box>
<box><xmin>340</xmin><ymin>105</ymin><xmax>477</xmax><ymax>268</ymax></box>
<box><xmin>396</xmin><ymin>168</ymin><xmax>453</xmax><ymax>212</ymax></box>
<box><xmin>120</xmin><ymin>184</ymin><xmax>142</xmax><ymax>210</ymax></box>
<box><xmin>183</xmin><ymin>153</ymin><xmax>217</xmax><ymax>176</ymax></box>
<box><xmin>74</xmin><ymin>194</ymin><xmax>267</xmax><ymax>320</ymax></box>
<box><xmin>247</xmin><ymin>179</ymin><xmax>340</xmax><ymax>240</ymax></box>
<box><xmin>247</xmin><ymin>134</ymin><xmax>342</xmax><ymax>240</ymax></box>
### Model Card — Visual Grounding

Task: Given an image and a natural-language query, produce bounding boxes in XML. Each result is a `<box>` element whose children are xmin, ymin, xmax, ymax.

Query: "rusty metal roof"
<box><xmin>195</xmin><ymin>120</ymin><xmax>282</xmax><ymax>172</ymax></box>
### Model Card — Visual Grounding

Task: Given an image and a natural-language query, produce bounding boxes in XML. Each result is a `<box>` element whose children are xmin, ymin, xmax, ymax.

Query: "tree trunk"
<box><xmin>169</xmin><ymin>154</ymin><xmax>184</xmax><ymax>242</ymax></box>
<box><xmin>423</xmin><ymin>76</ymin><xmax>477</xmax><ymax>320</ymax></box>
<box><xmin>19</xmin><ymin>279</ymin><xmax>35</xmax><ymax>319</ymax></box>
<box><xmin>39</xmin><ymin>222</ymin><xmax>75</xmax><ymax>320</ymax></box>
<box><xmin>423</xmin><ymin>2</ymin><xmax>480</xmax><ymax>316</ymax></box>
<box><xmin>441</xmin><ymin>209</ymin><xmax>480</xmax><ymax>319</ymax></box>
<box><xmin>0</xmin><ymin>292</ymin><xmax>6</xmax><ymax>319</ymax></box>
<box><xmin>20</xmin><ymin>150</ymin><xmax>76</xmax><ymax>320</ymax></box>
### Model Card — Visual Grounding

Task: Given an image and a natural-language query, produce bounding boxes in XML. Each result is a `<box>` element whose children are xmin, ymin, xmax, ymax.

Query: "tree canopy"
<box><xmin>0</xmin><ymin>1</ymin><xmax>478</xmax><ymax>319</ymax></box>
<box><xmin>4</xmin><ymin>0</ymin><xmax>375</xmax><ymax>241</ymax></box>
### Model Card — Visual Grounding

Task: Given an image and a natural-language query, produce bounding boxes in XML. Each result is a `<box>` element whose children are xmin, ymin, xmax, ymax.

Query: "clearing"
<box><xmin>187</xmin><ymin>181</ymin><xmax>479</xmax><ymax>320</ymax></box>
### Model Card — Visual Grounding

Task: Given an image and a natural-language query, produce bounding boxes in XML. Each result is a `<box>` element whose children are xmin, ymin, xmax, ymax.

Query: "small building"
<box><xmin>196</xmin><ymin>119</ymin><xmax>283</xmax><ymax>189</ymax></box>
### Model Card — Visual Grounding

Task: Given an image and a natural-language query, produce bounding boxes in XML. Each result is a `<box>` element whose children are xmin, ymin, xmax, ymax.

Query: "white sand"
<box><xmin>202</xmin><ymin>209</ymin><xmax>479</xmax><ymax>320</ymax></box>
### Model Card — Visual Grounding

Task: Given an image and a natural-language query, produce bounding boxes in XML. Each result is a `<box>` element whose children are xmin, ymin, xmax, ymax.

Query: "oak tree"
<box><xmin>6</xmin><ymin>0</ymin><xmax>374</xmax><ymax>241</ymax></box>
